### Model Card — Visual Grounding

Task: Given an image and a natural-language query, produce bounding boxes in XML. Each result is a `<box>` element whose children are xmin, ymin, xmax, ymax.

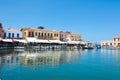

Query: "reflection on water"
<box><xmin>1</xmin><ymin>49</ymin><xmax>120</xmax><ymax>80</ymax></box>
<box><xmin>101</xmin><ymin>49</ymin><xmax>120</xmax><ymax>68</ymax></box>
<box><xmin>101</xmin><ymin>49</ymin><xmax>120</xmax><ymax>54</ymax></box>
<box><xmin>101</xmin><ymin>49</ymin><xmax>120</xmax><ymax>60</ymax></box>
<box><xmin>0</xmin><ymin>49</ymin><xmax>82</xmax><ymax>68</ymax></box>
<box><xmin>1</xmin><ymin>49</ymin><xmax>120</xmax><ymax>68</ymax></box>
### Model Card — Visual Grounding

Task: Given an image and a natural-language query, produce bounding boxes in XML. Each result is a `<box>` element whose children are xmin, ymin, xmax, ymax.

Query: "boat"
<box><xmin>82</xmin><ymin>45</ymin><xmax>95</xmax><ymax>49</ymax></box>
<box><xmin>14</xmin><ymin>46</ymin><xmax>25</xmax><ymax>49</ymax></box>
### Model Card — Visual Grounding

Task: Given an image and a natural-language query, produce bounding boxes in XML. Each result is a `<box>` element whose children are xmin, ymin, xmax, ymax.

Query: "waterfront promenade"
<box><xmin>0</xmin><ymin>38</ymin><xmax>97</xmax><ymax>50</ymax></box>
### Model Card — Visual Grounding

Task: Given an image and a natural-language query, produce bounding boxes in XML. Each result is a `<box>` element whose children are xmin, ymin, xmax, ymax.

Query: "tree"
<box><xmin>38</xmin><ymin>26</ymin><xmax>45</xmax><ymax>29</ymax></box>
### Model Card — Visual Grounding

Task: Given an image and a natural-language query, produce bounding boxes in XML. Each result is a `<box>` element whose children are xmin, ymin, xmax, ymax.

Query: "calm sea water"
<box><xmin>0</xmin><ymin>49</ymin><xmax>120</xmax><ymax>80</ymax></box>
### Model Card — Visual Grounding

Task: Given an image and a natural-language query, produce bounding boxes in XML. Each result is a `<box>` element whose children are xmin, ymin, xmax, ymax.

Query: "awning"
<box><xmin>18</xmin><ymin>40</ymin><xmax>27</xmax><ymax>43</ymax></box>
<box><xmin>12</xmin><ymin>39</ymin><xmax>19</xmax><ymax>43</ymax></box>
<box><xmin>26</xmin><ymin>37</ymin><xmax>37</xmax><ymax>42</ymax></box>
<box><xmin>49</xmin><ymin>40</ymin><xmax>62</xmax><ymax>43</ymax></box>
<box><xmin>36</xmin><ymin>39</ymin><xmax>49</xmax><ymax>43</ymax></box>
<box><xmin>67</xmin><ymin>41</ymin><xmax>81</xmax><ymax>44</ymax></box>
<box><xmin>2</xmin><ymin>39</ymin><xmax>12</xmax><ymax>42</ymax></box>
<box><xmin>13</xmin><ymin>39</ymin><xmax>27</xmax><ymax>43</ymax></box>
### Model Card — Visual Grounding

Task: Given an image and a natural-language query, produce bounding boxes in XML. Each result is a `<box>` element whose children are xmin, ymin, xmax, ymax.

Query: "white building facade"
<box><xmin>101</xmin><ymin>36</ymin><xmax>120</xmax><ymax>48</ymax></box>
<box><xmin>101</xmin><ymin>40</ymin><xmax>114</xmax><ymax>47</ymax></box>
<box><xmin>4</xmin><ymin>28</ymin><xmax>23</xmax><ymax>39</ymax></box>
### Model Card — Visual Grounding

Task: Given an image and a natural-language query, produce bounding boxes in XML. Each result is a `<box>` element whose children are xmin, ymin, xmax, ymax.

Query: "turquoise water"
<box><xmin>0</xmin><ymin>49</ymin><xmax>120</xmax><ymax>80</ymax></box>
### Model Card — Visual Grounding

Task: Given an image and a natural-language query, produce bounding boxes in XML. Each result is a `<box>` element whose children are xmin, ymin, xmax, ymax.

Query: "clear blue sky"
<box><xmin>0</xmin><ymin>0</ymin><xmax>120</xmax><ymax>43</ymax></box>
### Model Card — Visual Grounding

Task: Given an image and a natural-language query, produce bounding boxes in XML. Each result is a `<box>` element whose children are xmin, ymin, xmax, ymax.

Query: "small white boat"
<box><xmin>14</xmin><ymin>46</ymin><xmax>25</xmax><ymax>49</ymax></box>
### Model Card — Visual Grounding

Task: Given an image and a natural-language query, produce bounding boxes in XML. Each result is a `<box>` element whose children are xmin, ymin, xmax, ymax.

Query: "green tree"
<box><xmin>38</xmin><ymin>26</ymin><xmax>45</xmax><ymax>29</ymax></box>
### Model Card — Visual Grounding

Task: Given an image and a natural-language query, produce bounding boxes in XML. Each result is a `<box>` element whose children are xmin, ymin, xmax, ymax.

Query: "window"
<box><xmin>48</xmin><ymin>33</ymin><xmax>50</xmax><ymax>37</ymax></box>
<box><xmin>41</xmin><ymin>33</ymin><xmax>43</xmax><ymax>37</ymax></box>
<box><xmin>12</xmin><ymin>33</ymin><xmax>14</xmax><ymax>38</ymax></box>
<box><xmin>118</xmin><ymin>38</ymin><xmax>120</xmax><ymax>41</ymax></box>
<box><xmin>24</xmin><ymin>32</ymin><xmax>26</xmax><ymax>35</ymax></box>
<box><xmin>56</xmin><ymin>34</ymin><xmax>58</xmax><ymax>37</ymax></box>
<box><xmin>8</xmin><ymin>33</ymin><xmax>11</xmax><ymax>38</ymax></box>
<box><xmin>51</xmin><ymin>33</ymin><xmax>53</xmax><ymax>37</ymax></box>
<box><xmin>17</xmin><ymin>33</ymin><xmax>19</xmax><ymax>38</ymax></box>
<box><xmin>32</xmin><ymin>32</ymin><xmax>34</xmax><ymax>37</ymax></box>
<box><xmin>4</xmin><ymin>33</ymin><xmax>6</xmax><ymax>38</ymax></box>
<box><xmin>39</xmin><ymin>32</ymin><xmax>40</xmax><ymax>36</ymax></box>
<box><xmin>45</xmin><ymin>33</ymin><xmax>46</xmax><ymax>36</ymax></box>
<box><xmin>29</xmin><ymin>32</ymin><xmax>30</xmax><ymax>37</ymax></box>
<box><xmin>54</xmin><ymin>34</ymin><xmax>56</xmax><ymax>37</ymax></box>
<box><xmin>35</xmin><ymin>32</ymin><xmax>37</xmax><ymax>36</ymax></box>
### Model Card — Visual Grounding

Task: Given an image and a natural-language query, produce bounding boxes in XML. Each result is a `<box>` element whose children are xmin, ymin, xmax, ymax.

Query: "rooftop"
<box><xmin>113</xmin><ymin>36</ymin><xmax>120</xmax><ymax>38</ymax></box>
<box><xmin>5</xmin><ymin>28</ymin><xmax>21</xmax><ymax>32</ymax></box>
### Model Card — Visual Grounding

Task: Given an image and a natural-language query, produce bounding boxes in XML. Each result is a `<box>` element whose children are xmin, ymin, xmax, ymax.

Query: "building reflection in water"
<box><xmin>101</xmin><ymin>49</ymin><xmax>120</xmax><ymax>69</ymax></box>
<box><xmin>0</xmin><ymin>50</ymin><xmax>82</xmax><ymax>68</ymax></box>
<box><xmin>101</xmin><ymin>49</ymin><xmax>120</xmax><ymax>59</ymax></box>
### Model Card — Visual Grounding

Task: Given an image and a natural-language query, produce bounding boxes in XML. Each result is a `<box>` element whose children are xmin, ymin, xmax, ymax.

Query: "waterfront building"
<box><xmin>101</xmin><ymin>36</ymin><xmax>120</xmax><ymax>48</ymax></box>
<box><xmin>101</xmin><ymin>40</ymin><xmax>114</xmax><ymax>47</ymax></box>
<box><xmin>60</xmin><ymin>31</ymin><xmax>67</xmax><ymax>41</ymax></box>
<box><xmin>21</xmin><ymin>28</ymin><xmax>60</xmax><ymax>40</ymax></box>
<box><xmin>113</xmin><ymin>36</ymin><xmax>120</xmax><ymax>47</ymax></box>
<box><xmin>20</xmin><ymin>28</ymin><xmax>36</xmax><ymax>40</ymax></box>
<box><xmin>4</xmin><ymin>28</ymin><xmax>23</xmax><ymax>39</ymax></box>
<box><xmin>66</xmin><ymin>32</ymin><xmax>73</xmax><ymax>41</ymax></box>
<box><xmin>1</xmin><ymin>28</ymin><xmax>26</xmax><ymax>49</ymax></box>
<box><xmin>66</xmin><ymin>32</ymin><xmax>81</xmax><ymax>41</ymax></box>
<box><xmin>60</xmin><ymin>31</ymin><xmax>82</xmax><ymax>42</ymax></box>
<box><xmin>71</xmin><ymin>33</ymin><xmax>82</xmax><ymax>41</ymax></box>
<box><xmin>0</xmin><ymin>23</ymin><xmax>3</xmax><ymax>39</ymax></box>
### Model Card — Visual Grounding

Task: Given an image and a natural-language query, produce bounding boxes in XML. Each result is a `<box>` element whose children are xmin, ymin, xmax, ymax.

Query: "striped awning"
<box><xmin>12</xmin><ymin>39</ymin><xmax>27</xmax><ymax>43</ymax></box>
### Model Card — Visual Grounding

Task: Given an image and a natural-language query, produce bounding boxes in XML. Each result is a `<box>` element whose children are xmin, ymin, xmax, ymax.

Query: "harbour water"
<box><xmin>0</xmin><ymin>49</ymin><xmax>120</xmax><ymax>80</ymax></box>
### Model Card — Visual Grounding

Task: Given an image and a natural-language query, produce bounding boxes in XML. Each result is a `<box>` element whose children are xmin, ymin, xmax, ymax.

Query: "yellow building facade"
<box><xmin>70</xmin><ymin>33</ymin><xmax>82</xmax><ymax>41</ymax></box>
<box><xmin>21</xmin><ymin>28</ymin><xmax>60</xmax><ymax>40</ymax></box>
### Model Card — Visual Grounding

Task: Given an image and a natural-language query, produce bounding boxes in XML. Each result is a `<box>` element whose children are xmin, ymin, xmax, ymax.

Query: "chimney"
<box><xmin>0</xmin><ymin>23</ymin><xmax>3</xmax><ymax>28</ymax></box>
